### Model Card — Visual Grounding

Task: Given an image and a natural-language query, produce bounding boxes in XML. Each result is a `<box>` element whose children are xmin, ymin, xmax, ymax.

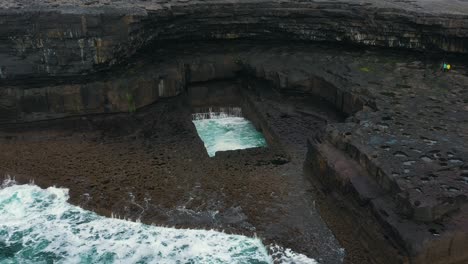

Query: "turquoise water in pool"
<box><xmin>192</xmin><ymin>117</ymin><xmax>267</xmax><ymax>157</ymax></box>
<box><xmin>0</xmin><ymin>181</ymin><xmax>317</xmax><ymax>264</ymax></box>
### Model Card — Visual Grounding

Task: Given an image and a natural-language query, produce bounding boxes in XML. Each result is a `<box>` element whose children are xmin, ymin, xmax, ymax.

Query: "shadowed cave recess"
<box><xmin>1</xmin><ymin>1</ymin><xmax>468</xmax><ymax>264</ymax></box>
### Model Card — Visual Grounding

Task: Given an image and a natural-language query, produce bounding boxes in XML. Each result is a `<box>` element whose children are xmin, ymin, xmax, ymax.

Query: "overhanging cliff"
<box><xmin>1</xmin><ymin>0</ymin><xmax>468</xmax><ymax>80</ymax></box>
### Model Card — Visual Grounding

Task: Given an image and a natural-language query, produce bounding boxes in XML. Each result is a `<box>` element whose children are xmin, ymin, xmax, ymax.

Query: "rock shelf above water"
<box><xmin>0</xmin><ymin>1</ymin><xmax>467</xmax><ymax>264</ymax></box>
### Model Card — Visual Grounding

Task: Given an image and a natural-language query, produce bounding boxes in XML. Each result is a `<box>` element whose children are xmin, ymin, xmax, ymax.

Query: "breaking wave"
<box><xmin>0</xmin><ymin>181</ymin><xmax>316</xmax><ymax>264</ymax></box>
<box><xmin>193</xmin><ymin>117</ymin><xmax>267</xmax><ymax>157</ymax></box>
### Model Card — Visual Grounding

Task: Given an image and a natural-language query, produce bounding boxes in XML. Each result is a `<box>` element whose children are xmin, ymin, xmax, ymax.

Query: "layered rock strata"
<box><xmin>1</xmin><ymin>1</ymin><xmax>467</xmax><ymax>264</ymax></box>
<box><xmin>1</xmin><ymin>0</ymin><xmax>468</xmax><ymax>81</ymax></box>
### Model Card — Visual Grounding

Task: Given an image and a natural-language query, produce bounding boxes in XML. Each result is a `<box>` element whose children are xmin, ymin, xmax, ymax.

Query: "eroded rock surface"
<box><xmin>0</xmin><ymin>2</ymin><xmax>467</xmax><ymax>264</ymax></box>
<box><xmin>0</xmin><ymin>84</ymin><xmax>348</xmax><ymax>263</ymax></box>
<box><xmin>1</xmin><ymin>0</ymin><xmax>468</xmax><ymax>80</ymax></box>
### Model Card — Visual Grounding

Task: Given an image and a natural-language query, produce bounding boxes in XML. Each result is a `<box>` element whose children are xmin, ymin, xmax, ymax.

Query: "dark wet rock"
<box><xmin>3</xmin><ymin>41</ymin><xmax>466</xmax><ymax>262</ymax></box>
<box><xmin>0</xmin><ymin>1</ymin><xmax>467</xmax><ymax>264</ymax></box>
<box><xmin>302</xmin><ymin>49</ymin><xmax>468</xmax><ymax>263</ymax></box>
<box><xmin>219</xmin><ymin>206</ymin><xmax>249</xmax><ymax>225</ymax></box>
<box><xmin>0</xmin><ymin>91</ymin><xmax>345</xmax><ymax>263</ymax></box>
<box><xmin>270</xmin><ymin>155</ymin><xmax>290</xmax><ymax>166</ymax></box>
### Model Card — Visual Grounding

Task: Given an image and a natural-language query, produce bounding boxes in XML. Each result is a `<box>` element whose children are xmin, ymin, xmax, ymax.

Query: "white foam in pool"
<box><xmin>192</xmin><ymin>110</ymin><xmax>267</xmax><ymax>157</ymax></box>
<box><xmin>0</xmin><ymin>181</ymin><xmax>317</xmax><ymax>264</ymax></box>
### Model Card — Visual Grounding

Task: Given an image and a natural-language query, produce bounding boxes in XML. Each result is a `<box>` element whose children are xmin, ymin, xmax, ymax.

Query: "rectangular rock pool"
<box><xmin>192</xmin><ymin>107</ymin><xmax>267</xmax><ymax>157</ymax></box>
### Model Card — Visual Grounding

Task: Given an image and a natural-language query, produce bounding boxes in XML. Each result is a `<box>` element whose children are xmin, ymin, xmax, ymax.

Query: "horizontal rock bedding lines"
<box><xmin>1</xmin><ymin>0</ymin><xmax>468</xmax><ymax>81</ymax></box>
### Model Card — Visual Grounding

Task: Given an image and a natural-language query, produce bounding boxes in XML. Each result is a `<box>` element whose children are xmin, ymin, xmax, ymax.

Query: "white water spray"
<box><xmin>192</xmin><ymin>107</ymin><xmax>243</xmax><ymax>120</ymax></box>
<box><xmin>0</xmin><ymin>181</ymin><xmax>317</xmax><ymax>264</ymax></box>
<box><xmin>192</xmin><ymin>107</ymin><xmax>267</xmax><ymax>157</ymax></box>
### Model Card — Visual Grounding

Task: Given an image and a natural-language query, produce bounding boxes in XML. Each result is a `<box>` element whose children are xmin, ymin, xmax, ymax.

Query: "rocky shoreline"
<box><xmin>1</xmin><ymin>1</ymin><xmax>467</xmax><ymax>263</ymax></box>
<box><xmin>0</xmin><ymin>83</ymin><xmax>348</xmax><ymax>263</ymax></box>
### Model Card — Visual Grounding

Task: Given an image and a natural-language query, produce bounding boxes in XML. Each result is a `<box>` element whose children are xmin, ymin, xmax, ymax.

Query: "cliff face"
<box><xmin>0</xmin><ymin>8</ymin><xmax>146</xmax><ymax>80</ymax></box>
<box><xmin>1</xmin><ymin>2</ymin><xmax>468</xmax><ymax>264</ymax></box>
<box><xmin>2</xmin><ymin>0</ymin><xmax>467</xmax><ymax>122</ymax></box>
<box><xmin>0</xmin><ymin>44</ymin><xmax>367</xmax><ymax>123</ymax></box>
<box><xmin>1</xmin><ymin>0</ymin><xmax>468</xmax><ymax>80</ymax></box>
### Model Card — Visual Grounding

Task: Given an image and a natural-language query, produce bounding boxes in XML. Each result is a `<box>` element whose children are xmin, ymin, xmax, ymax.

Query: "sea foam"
<box><xmin>0</xmin><ymin>182</ymin><xmax>317</xmax><ymax>264</ymax></box>
<box><xmin>193</xmin><ymin>117</ymin><xmax>267</xmax><ymax>157</ymax></box>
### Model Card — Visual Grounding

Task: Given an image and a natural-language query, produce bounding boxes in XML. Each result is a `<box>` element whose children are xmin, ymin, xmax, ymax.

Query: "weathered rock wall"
<box><xmin>1</xmin><ymin>0</ymin><xmax>468</xmax><ymax>80</ymax></box>
<box><xmin>0</xmin><ymin>8</ymin><xmax>148</xmax><ymax>80</ymax></box>
<box><xmin>0</xmin><ymin>45</ymin><xmax>367</xmax><ymax>123</ymax></box>
<box><xmin>306</xmin><ymin>139</ymin><xmax>468</xmax><ymax>264</ymax></box>
<box><xmin>0</xmin><ymin>3</ymin><xmax>467</xmax><ymax>263</ymax></box>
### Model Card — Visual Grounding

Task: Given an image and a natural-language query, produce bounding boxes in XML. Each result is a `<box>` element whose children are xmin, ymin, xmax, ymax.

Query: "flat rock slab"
<box><xmin>0</xmin><ymin>90</ymin><xmax>346</xmax><ymax>263</ymax></box>
<box><xmin>0</xmin><ymin>0</ymin><xmax>467</xmax><ymax>259</ymax></box>
<box><xmin>1</xmin><ymin>41</ymin><xmax>467</xmax><ymax>263</ymax></box>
